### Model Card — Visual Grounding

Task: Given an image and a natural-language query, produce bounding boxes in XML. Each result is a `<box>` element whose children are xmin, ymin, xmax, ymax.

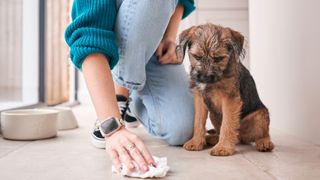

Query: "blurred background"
<box><xmin>0</xmin><ymin>0</ymin><xmax>319</xmax><ymax>144</ymax></box>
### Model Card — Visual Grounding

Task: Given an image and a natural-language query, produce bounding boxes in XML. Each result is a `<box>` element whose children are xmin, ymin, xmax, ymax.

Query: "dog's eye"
<box><xmin>227</xmin><ymin>44</ymin><xmax>233</xmax><ymax>52</ymax></box>
<box><xmin>192</xmin><ymin>54</ymin><xmax>202</xmax><ymax>60</ymax></box>
<box><xmin>213</xmin><ymin>56</ymin><xmax>225</xmax><ymax>62</ymax></box>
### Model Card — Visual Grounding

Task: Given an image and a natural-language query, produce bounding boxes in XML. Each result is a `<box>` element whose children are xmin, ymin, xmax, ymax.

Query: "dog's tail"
<box><xmin>207</xmin><ymin>129</ymin><xmax>216</xmax><ymax>135</ymax></box>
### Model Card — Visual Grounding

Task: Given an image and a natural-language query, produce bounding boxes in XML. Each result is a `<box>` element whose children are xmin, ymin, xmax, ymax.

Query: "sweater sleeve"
<box><xmin>179</xmin><ymin>0</ymin><xmax>196</xmax><ymax>19</ymax></box>
<box><xmin>64</xmin><ymin>0</ymin><xmax>119</xmax><ymax>70</ymax></box>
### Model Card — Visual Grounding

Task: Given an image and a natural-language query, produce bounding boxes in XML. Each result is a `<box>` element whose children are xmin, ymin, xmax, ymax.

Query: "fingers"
<box><xmin>159</xmin><ymin>43</ymin><xmax>175</xmax><ymax>63</ymax></box>
<box><xmin>105</xmin><ymin>130</ymin><xmax>154</xmax><ymax>174</ymax></box>
<box><xmin>134</xmin><ymin>139</ymin><xmax>156</xmax><ymax>167</ymax></box>
<box><xmin>130</xmin><ymin>135</ymin><xmax>155</xmax><ymax>166</ymax></box>
<box><xmin>126</xmin><ymin>143</ymin><xmax>149</xmax><ymax>172</ymax></box>
<box><xmin>108</xmin><ymin>149</ymin><xmax>122</xmax><ymax>172</ymax></box>
<box><xmin>117</xmin><ymin>146</ymin><xmax>135</xmax><ymax>172</ymax></box>
<box><xmin>158</xmin><ymin>43</ymin><xmax>182</xmax><ymax>64</ymax></box>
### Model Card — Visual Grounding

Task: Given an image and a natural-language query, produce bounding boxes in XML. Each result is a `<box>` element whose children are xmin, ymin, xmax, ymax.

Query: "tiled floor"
<box><xmin>1</xmin><ymin>105</ymin><xmax>320</xmax><ymax>180</ymax></box>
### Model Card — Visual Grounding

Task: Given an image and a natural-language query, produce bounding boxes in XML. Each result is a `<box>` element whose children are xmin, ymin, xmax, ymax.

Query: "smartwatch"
<box><xmin>99</xmin><ymin>117</ymin><xmax>124</xmax><ymax>137</ymax></box>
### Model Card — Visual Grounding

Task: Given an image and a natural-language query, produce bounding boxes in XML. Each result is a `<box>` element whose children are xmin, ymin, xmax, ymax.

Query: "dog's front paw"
<box><xmin>183</xmin><ymin>138</ymin><xmax>206</xmax><ymax>151</ymax></box>
<box><xmin>209</xmin><ymin>144</ymin><xmax>235</xmax><ymax>156</ymax></box>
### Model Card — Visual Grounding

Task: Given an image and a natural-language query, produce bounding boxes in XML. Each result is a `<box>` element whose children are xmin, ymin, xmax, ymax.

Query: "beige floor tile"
<box><xmin>0</xmin><ymin>105</ymin><xmax>319</xmax><ymax>180</ymax></box>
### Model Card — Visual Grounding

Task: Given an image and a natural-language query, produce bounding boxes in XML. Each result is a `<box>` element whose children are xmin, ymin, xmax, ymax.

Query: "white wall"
<box><xmin>249</xmin><ymin>0</ymin><xmax>320</xmax><ymax>144</ymax></box>
<box><xmin>22</xmin><ymin>0</ymin><xmax>39</xmax><ymax>104</ymax></box>
<box><xmin>0</xmin><ymin>0</ymin><xmax>23</xmax><ymax>98</ymax></box>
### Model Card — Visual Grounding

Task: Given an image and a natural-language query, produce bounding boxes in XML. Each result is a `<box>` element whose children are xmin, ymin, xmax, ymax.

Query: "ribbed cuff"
<box><xmin>67</xmin><ymin>28</ymin><xmax>119</xmax><ymax>70</ymax></box>
<box><xmin>70</xmin><ymin>43</ymin><xmax>119</xmax><ymax>70</ymax></box>
<box><xmin>179</xmin><ymin>0</ymin><xmax>196</xmax><ymax>19</ymax></box>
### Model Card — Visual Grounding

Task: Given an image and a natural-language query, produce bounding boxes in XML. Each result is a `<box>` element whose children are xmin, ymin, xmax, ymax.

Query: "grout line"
<box><xmin>0</xmin><ymin>141</ymin><xmax>34</xmax><ymax>160</ymax></box>
<box><xmin>240</xmin><ymin>152</ymin><xmax>278</xmax><ymax>180</ymax></box>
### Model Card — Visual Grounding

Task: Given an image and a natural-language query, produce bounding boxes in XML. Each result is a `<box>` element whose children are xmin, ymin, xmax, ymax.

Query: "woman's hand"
<box><xmin>105</xmin><ymin>127</ymin><xmax>155</xmax><ymax>173</ymax></box>
<box><xmin>156</xmin><ymin>38</ymin><xmax>181</xmax><ymax>64</ymax></box>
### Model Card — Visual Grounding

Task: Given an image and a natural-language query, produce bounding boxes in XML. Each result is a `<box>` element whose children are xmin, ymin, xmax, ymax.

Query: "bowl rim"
<box><xmin>35</xmin><ymin>106</ymin><xmax>72</xmax><ymax>111</ymax></box>
<box><xmin>1</xmin><ymin>109</ymin><xmax>58</xmax><ymax>116</ymax></box>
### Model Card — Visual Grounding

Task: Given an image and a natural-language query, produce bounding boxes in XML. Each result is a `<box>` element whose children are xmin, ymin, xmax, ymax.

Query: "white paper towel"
<box><xmin>112</xmin><ymin>156</ymin><xmax>169</xmax><ymax>178</ymax></box>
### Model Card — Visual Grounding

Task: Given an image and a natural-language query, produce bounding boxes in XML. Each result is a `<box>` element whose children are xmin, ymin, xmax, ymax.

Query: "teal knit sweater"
<box><xmin>65</xmin><ymin>0</ymin><xmax>195</xmax><ymax>70</ymax></box>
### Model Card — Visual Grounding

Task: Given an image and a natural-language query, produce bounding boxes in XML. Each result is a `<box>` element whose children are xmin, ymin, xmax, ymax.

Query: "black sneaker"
<box><xmin>91</xmin><ymin>120</ymin><xmax>105</xmax><ymax>149</ymax></box>
<box><xmin>116</xmin><ymin>95</ymin><xmax>128</xmax><ymax>119</ymax></box>
<box><xmin>124</xmin><ymin>106</ymin><xmax>139</xmax><ymax>128</ymax></box>
<box><xmin>90</xmin><ymin>95</ymin><xmax>139</xmax><ymax>149</ymax></box>
<box><xmin>117</xmin><ymin>95</ymin><xmax>139</xmax><ymax>128</ymax></box>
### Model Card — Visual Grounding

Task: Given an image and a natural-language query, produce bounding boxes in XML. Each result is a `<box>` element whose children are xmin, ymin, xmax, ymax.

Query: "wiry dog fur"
<box><xmin>177</xmin><ymin>24</ymin><xmax>274</xmax><ymax>156</ymax></box>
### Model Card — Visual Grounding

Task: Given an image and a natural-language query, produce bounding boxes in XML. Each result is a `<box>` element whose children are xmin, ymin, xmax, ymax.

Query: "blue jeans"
<box><xmin>112</xmin><ymin>0</ymin><xmax>194</xmax><ymax>145</ymax></box>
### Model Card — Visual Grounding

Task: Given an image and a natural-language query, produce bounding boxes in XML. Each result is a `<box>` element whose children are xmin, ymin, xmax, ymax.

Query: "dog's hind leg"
<box><xmin>209</xmin><ymin>112</ymin><xmax>222</xmax><ymax>134</ymax></box>
<box><xmin>206</xmin><ymin>134</ymin><xmax>219</xmax><ymax>146</ymax></box>
<box><xmin>240</xmin><ymin>108</ymin><xmax>274</xmax><ymax>152</ymax></box>
<box><xmin>206</xmin><ymin>112</ymin><xmax>222</xmax><ymax>146</ymax></box>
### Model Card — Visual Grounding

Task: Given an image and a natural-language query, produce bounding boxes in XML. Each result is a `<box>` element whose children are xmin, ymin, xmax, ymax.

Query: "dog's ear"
<box><xmin>176</xmin><ymin>26</ymin><xmax>197</xmax><ymax>62</ymax></box>
<box><xmin>227</xmin><ymin>28</ymin><xmax>245</xmax><ymax>60</ymax></box>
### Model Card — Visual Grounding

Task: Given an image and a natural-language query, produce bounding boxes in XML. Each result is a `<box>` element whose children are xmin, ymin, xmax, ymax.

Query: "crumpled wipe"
<box><xmin>112</xmin><ymin>156</ymin><xmax>170</xmax><ymax>178</ymax></box>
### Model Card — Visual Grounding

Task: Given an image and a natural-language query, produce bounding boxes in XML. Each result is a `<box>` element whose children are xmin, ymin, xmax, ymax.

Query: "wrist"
<box><xmin>99</xmin><ymin>117</ymin><xmax>124</xmax><ymax>138</ymax></box>
<box><xmin>162</xmin><ymin>34</ymin><xmax>176</xmax><ymax>42</ymax></box>
<box><xmin>104</xmin><ymin>126</ymin><xmax>125</xmax><ymax>140</ymax></box>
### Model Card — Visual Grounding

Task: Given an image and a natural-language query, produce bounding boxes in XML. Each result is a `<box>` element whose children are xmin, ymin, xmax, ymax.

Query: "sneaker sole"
<box><xmin>91</xmin><ymin>133</ymin><xmax>105</xmax><ymax>149</ymax></box>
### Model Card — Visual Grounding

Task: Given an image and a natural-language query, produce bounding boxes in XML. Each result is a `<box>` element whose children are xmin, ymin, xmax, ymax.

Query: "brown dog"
<box><xmin>177</xmin><ymin>24</ymin><xmax>274</xmax><ymax>156</ymax></box>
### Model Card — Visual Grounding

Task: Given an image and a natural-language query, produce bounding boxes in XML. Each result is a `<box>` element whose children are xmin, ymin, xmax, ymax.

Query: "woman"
<box><xmin>65</xmin><ymin>0</ymin><xmax>195</xmax><ymax>173</ymax></box>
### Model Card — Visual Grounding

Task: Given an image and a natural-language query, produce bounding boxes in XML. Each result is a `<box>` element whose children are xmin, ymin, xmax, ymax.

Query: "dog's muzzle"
<box><xmin>196</xmin><ymin>74</ymin><xmax>217</xmax><ymax>83</ymax></box>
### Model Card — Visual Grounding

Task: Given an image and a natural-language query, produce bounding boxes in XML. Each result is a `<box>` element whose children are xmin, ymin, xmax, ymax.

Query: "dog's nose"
<box><xmin>197</xmin><ymin>74</ymin><xmax>214</xmax><ymax>83</ymax></box>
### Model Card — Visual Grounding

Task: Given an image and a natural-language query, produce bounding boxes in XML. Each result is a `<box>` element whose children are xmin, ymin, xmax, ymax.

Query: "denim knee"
<box><xmin>152</xmin><ymin>116</ymin><xmax>194</xmax><ymax>146</ymax></box>
<box><xmin>164</xmin><ymin>127</ymin><xmax>193</xmax><ymax>146</ymax></box>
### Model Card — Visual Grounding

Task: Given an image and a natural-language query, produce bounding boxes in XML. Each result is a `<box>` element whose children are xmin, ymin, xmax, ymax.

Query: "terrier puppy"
<box><xmin>177</xmin><ymin>24</ymin><xmax>274</xmax><ymax>156</ymax></box>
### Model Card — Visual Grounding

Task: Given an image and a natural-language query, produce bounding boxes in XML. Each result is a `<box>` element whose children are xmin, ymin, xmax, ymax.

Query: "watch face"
<box><xmin>100</xmin><ymin>118</ymin><xmax>119</xmax><ymax>135</ymax></box>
